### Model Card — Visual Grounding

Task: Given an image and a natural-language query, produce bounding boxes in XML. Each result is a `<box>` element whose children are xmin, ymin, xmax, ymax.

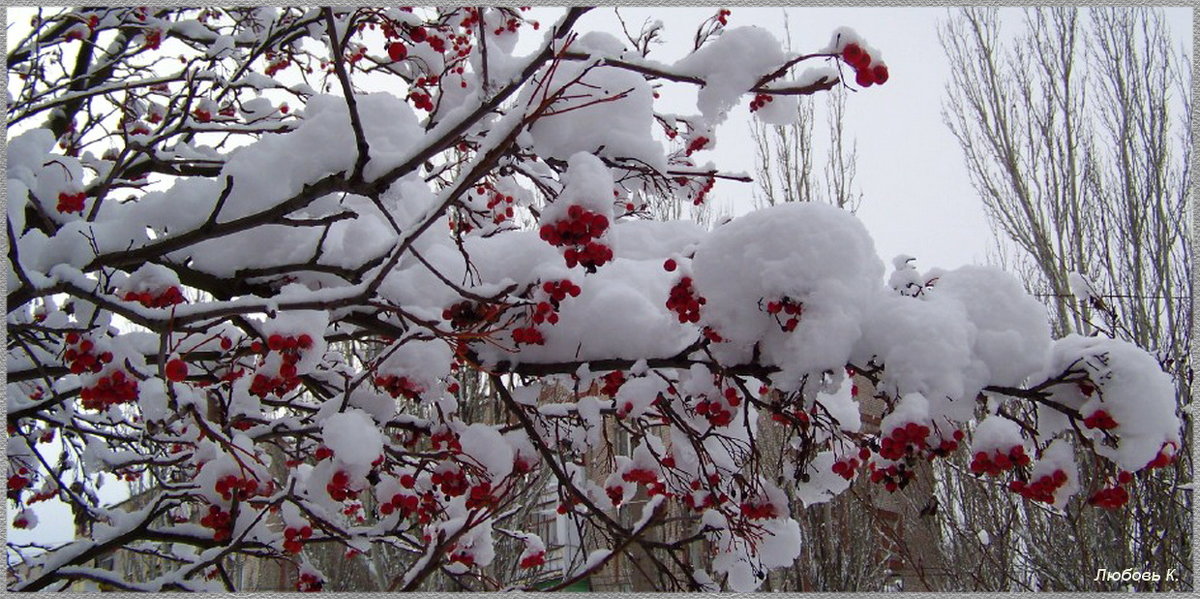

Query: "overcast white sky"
<box><xmin>5</xmin><ymin>4</ymin><xmax>1193</xmax><ymax>554</ymax></box>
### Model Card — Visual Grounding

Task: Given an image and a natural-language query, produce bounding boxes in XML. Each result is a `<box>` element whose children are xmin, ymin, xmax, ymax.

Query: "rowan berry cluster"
<box><xmin>374</xmin><ymin>374</ymin><xmax>424</xmax><ymax>400</ymax></box>
<box><xmin>56</xmin><ymin>191</ymin><xmax>87</xmax><ymax>214</ymax></box>
<box><xmin>200</xmin><ymin>505</ymin><xmax>233</xmax><ymax>541</ymax></box>
<box><xmin>600</xmin><ymin>370</ymin><xmax>626</xmax><ymax>396</ymax></box>
<box><xmin>539</xmin><ymin>205</ymin><xmax>613</xmax><ymax>271</ymax></box>
<box><xmin>868</xmin><ymin>461</ymin><xmax>915</xmax><ymax>492</ymax></box>
<box><xmin>326</xmin><ymin>470</ymin><xmax>359</xmax><ymax>502</ymax></box>
<box><xmin>666</xmin><ymin>277</ymin><xmax>704</xmax><ymax>323</ymax></box>
<box><xmin>685</xmin><ymin>135</ymin><xmax>710</xmax><ymax>156</ymax></box>
<box><xmin>432</xmin><ymin>466</ymin><xmax>470</xmax><ymax>497</ymax></box>
<box><xmin>879</xmin><ymin>422</ymin><xmax>932</xmax><ymax>460</ymax></box>
<box><xmin>832</xmin><ymin>448</ymin><xmax>871</xmax><ymax>480</ymax></box>
<box><xmin>748</xmin><ymin>93</ymin><xmax>773</xmax><ymax>112</ymax></box>
<box><xmin>1008</xmin><ymin>469</ymin><xmax>1066</xmax><ymax>504</ymax></box>
<box><xmin>840</xmin><ymin>43</ymin><xmax>889</xmax><ymax>87</ymax></box>
<box><xmin>297</xmin><ymin>572</ymin><xmax>323</xmax><ymax>592</ymax></box>
<box><xmin>8</xmin><ymin>467</ymin><xmax>32</xmax><ymax>501</ymax></box>
<box><xmin>283</xmin><ymin>525</ymin><xmax>313</xmax><ymax>554</ymax></box>
<box><xmin>1082</xmin><ymin>409</ymin><xmax>1118</xmax><ymax>430</ymax></box>
<box><xmin>443</xmin><ymin>300</ymin><xmax>493</xmax><ymax>329</ymax></box>
<box><xmin>63</xmin><ymin>333</ymin><xmax>110</xmax><ymax>375</ymax></box>
<box><xmin>123</xmin><ymin>285</ymin><xmax>185</xmax><ymax>308</ymax></box>
<box><xmin>465</xmin><ymin>481</ymin><xmax>495</xmax><ymax>509</ymax></box>
<box><xmin>80</xmin><ymin>369</ymin><xmax>138</xmax><ymax>411</ymax></box>
<box><xmin>215</xmin><ymin>474</ymin><xmax>260</xmax><ymax>501</ymax></box>
<box><xmin>739</xmin><ymin>500</ymin><xmax>777</xmax><ymax>520</ymax></box>
<box><xmin>379</xmin><ymin>493</ymin><xmax>419</xmax><ymax>517</ymax></box>
<box><xmin>248</xmin><ymin>333</ymin><xmax>312</xmax><ymax>399</ymax></box>
<box><xmin>622</xmin><ymin>468</ymin><xmax>666</xmax><ymax>496</ymax></box>
<box><xmin>969</xmin><ymin>445</ymin><xmax>1031</xmax><ymax>476</ymax></box>
<box><xmin>764</xmin><ymin>296</ymin><xmax>803</xmax><ymax>331</ymax></box>
<box><xmin>519</xmin><ymin>551</ymin><xmax>546</xmax><ymax>569</ymax></box>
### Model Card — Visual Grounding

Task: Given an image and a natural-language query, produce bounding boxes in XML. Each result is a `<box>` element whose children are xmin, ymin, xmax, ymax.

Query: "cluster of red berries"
<box><xmin>878</xmin><ymin>422</ymin><xmax>932</xmax><ymax>461</ymax></box>
<box><xmin>833</xmin><ymin>448</ymin><xmax>871</xmax><ymax>480</ymax></box>
<box><xmin>868</xmin><ymin>462</ymin><xmax>915</xmax><ymax>492</ymax></box>
<box><xmin>539</xmin><ymin>205</ymin><xmax>613</xmax><ymax>271</ymax></box>
<box><xmin>685</xmin><ymin>136</ymin><xmax>710</xmax><ymax>156</ymax></box>
<box><xmin>511</xmin><ymin>325</ymin><xmax>545</xmax><ymax>346</ymax></box>
<box><xmin>770</xmin><ymin>406</ymin><xmax>811</xmax><ymax>427</ymax></box>
<box><xmin>142</xmin><ymin>29</ymin><xmax>161</xmax><ymax>51</ymax></box>
<box><xmin>64</xmin><ymin>333</ymin><xmax>112</xmax><ymax>375</ymax></box>
<box><xmin>1082</xmin><ymin>409</ymin><xmax>1118</xmax><ymax>430</ymax></box>
<box><xmin>431</xmin><ymin>466</ymin><xmax>469</xmax><ymax>497</ymax></box>
<box><xmin>680</xmin><ymin>489</ymin><xmax>721</xmax><ymax>512</ymax></box>
<box><xmin>374</xmin><ymin>374</ymin><xmax>424</xmax><ymax>400</ymax></box>
<box><xmin>123</xmin><ymin>285</ymin><xmax>185</xmax><ymax>308</ymax></box>
<box><xmin>482</xmin><ymin>187</ymin><xmax>516</xmax><ymax>224</ymax></box>
<box><xmin>695</xmin><ymin>393</ymin><xmax>736</xmax><ymax>427</ymax></box>
<box><xmin>297</xmin><ymin>572</ymin><xmax>323</xmax><ymax>592</ymax></box>
<box><xmin>200</xmin><ymin>505</ymin><xmax>233</xmax><ymax>541</ymax></box>
<box><xmin>442</xmin><ymin>300</ymin><xmax>494</xmax><ymax>329</ymax></box>
<box><xmin>314</xmin><ymin>446</ymin><xmax>333</xmax><ymax>461</ymax></box>
<box><xmin>927</xmin><ymin>430</ymin><xmax>966</xmax><ymax>458</ymax></box>
<box><xmin>764</xmin><ymin>297</ymin><xmax>803</xmax><ymax>331</ymax></box>
<box><xmin>748</xmin><ymin>93</ymin><xmax>773</xmax><ymax>112</ymax></box>
<box><xmin>1087</xmin><ymin>485</ymin><xmax>1129</xmax><ymax>509</ymax></box>
<box><xmin>1145</xmin><ymin>443</ymin><xmax>1176</xmax><ymax>469</ymax></box>
<box><xmin>1008</xmin><ymin>469</ymin><xmax>1067</xmax><ymax>504</ymax></box>
<box><xmin>840</xmin><ymin>43</ymin><xmax>889</xmax><ymax>87</ymax></box>
<box><xmin>12</xmin><ymin>512</ymin><xmax>33</xmax><ymax>529</ymax></box>
<box><xmin>283</xmin><ymin>524</ymin><xmax>314</xmax><ymax>554</ymax></box>
<box><xmin>519</xmin><ymin>550</ymin><xmax>546</xmax><ymax>569</ymax></box>
<box><xmin>465</xmin><ymin>481</ymin><xmax>495</xmax><ymax>509</ymax></box>
<box><xmin>379</xmin><ymin>492</ymin><xmax>420</xmax><ymax>517</ymax></box>
<box><xmin>969</xmin><ymin>445</ymin><xmax>1031</xmax><ymax>476</ymax></box>
<box><xmin>80</xmin><ymin>369</ymin><xmax>139</xmax><ymax>411</ymax></box>
<box><xmin>430</xmin><ymin>429</ymin><xmax>462</xmax><ymax>453</ymax></box>
<box><xmin>8</xmin><ymin>468</ymin><xmax>32</xmax><ymax>501</ymax></box>
<box><xmin>689</xmin><ymin>176</ymin><xmax>716</xmax><ymax>206</ymax></box>
<box><xmin>56</xmin><ymin>191</ymin><xmax>87</xmax><ymax>214</ymax></box>
<box><xmin>448</xmin><ymin>548</ymin><xmax>476</xmax><ymax>568</ymax></box>
<box><xmin>666</xmin><ymin>277</ymin><xmax>705</xmax><ymax>323</ymax></box>
<box><xmin>215</xmin><ymin>474</ymin><xmax>260</xmax><ymax>502</ymax></box>
<box><xmin>248</xmin><ymin>334</ymin><xmax>312</xmax><ymax>399</ymax></box>
<box><xmin>605</xmin><ymin>484</ymin><xmax>627</xmax><ymax>506</ymax></box>
<box><xmin>409</xmin><ymin>91</ymin><xmax>434</xmax><ymax>111</ymax></box>
<box><xmin>64</xmin><ymin>15</ymin><xmax>99</xmax><ymax>41</ymax></box>
<box><xmin>326</xmin><ymin>470</ymin><xmax>359</xmax><ymax>502</ymax></box>
<box><xmin>265</xmin><ymin>57</ymin><xmax>292</xmax><ymax>76</ymax></box>
<box><xmin>621</xmin><ymin>468</ymin><xmax>666</xmax><ymax>496</ymax></box>
<box><xmin>600</xmin><ymin>371</ymin><xmax>626</xmax><ymax>397</ymax></box>
<box><xmin>715</xmin><ymin>8</ymin><xmax>731</xmax><ymax>26</ymax></box>
<box><xmin>739</xmin><ymin>501</ymin><xmax>777</xmax><ymax>520</ymax></box>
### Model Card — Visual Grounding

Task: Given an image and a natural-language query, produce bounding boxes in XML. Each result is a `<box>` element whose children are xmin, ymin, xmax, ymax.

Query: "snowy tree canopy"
<box><xmin>6</xmin><ymin>6</ymin><xmax>1182</xmax><ymax>592</ymax></box>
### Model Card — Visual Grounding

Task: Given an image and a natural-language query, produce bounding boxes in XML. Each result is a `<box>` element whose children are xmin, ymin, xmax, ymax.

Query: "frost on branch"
<box><xmin>5</xmin><ymin>6</ymin><xmax>1182</xmax><ymax>593</ymax></box>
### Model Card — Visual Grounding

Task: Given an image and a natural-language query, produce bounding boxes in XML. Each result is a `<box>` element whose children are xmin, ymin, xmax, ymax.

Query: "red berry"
<box><xmin>663</xmin><ymin>259</ymin><xmax>677</xmax><ymax>272</ymax></box>
<box><xmin>165</xmin><ymin>359</ymin><xmax>188</xmax><ymax>382</ymax></box>
<box><xmin>387</xmin><ymin>42</ymin><xmax>407</xmax><ymax>61</ymax></box>
<box><xmin>872</xmin><ymin>64</ymin><xmax>889</xmax><ymax>85</ymax></box>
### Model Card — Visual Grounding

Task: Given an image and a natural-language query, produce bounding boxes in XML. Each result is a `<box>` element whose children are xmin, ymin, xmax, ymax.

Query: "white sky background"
<box><xmin>4</xmin><ymin>4</ymin><xmax>1193</xmax><ymax>555</ymax></box>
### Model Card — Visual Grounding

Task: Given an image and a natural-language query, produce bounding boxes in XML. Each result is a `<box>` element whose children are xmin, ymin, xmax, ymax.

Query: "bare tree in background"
<box><xmin>939</xmin><ymin>6</ymin><xmax>1191</xmax><ymax>590</ymax></box>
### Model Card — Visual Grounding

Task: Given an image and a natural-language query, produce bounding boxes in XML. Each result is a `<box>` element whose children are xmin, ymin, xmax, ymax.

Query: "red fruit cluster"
<box><xmin>374</xmin><ymin>374</ymin><xmax>424</xmax><ymax>400</ymax></box>
<box><xmin>511</xmin><ymin>325</ymin><xmax>545</xmax><ymax>346</ymax></box>
<box><xmin>739</xmin><ymin>501</ymin><xmax>776</xmax><ymax>520</ymax></box>
<box><xmin>432</xmin><ymin>467</ymin><xmax>469</xmax><ymax>497</ymax></box>
<box><xmin>879</xmin><ymin>422</ymin><xmax>931</xmax><ymax>460</ymax></box>
<box><xmin>193</xmin><ymin>107</ymin><xmax>212</xmax><ymax>123</ymax></box>
<box><xmin>869</xmin><ymin>462</ymin><xmax>914</xmax><ymax>492</ymax></box>
<box><xmin>80</xmin><ymin>369</ymin><xmax>138</xmax><ymax>411</ymax></box>
<box><xmin>1082</xmin><ymin>409</ymin><xmax>1118</xmax><ymax>430</ymax></box>
<box><xmin>314</xmin><ymin>446</ymin><xmax>333</xmax><ymax>461</ymax></box>
<box><xmin>666</xmin><ymin>277</ymin><xmax>705</xmax><ymax>323</ymax></box>
<box><xmin>748</xmin><ymin>93</ymin><xmax>773</xmax><ymax>112</ymax></box>
<box><xmin>520</xmin><ymin>551</ymin><xmax>546</xmax><ymax>569</ymax></box>
<box><xmin>840</xmin><ymin>43</ymin><xmax>889</xmax><ymax>87</ymax></box>
<box><xmin>542</xmin><ymin>279</ymin><xmax>581</xmax><ymax>304</ymax></box>
<box><xmin>215</xmin><ymin>474</ymin><xmax>260</xmax><ymax>501</ymax></box>
<box><xmin>64</xmin><ymin>333</ymin><xmax>112</xmax><ymax>375</ymax></box>
<box><xmin>200</xmin><ymin>505</ymin><xmax>232</xmax><ymax>541</ymax></box>
<box><xmin>1146</xmin><ymin>443</ymin><xmax>1176</xmax><ymax>469</ymax></box>
<box><xmin>283</xmin><ymin>524</ymin><xmax>313</xmax><ymax>554</ymax></box>
<box><xmin>969</xmin><ymin>445</ymin><xmax>1031</xmax><ymax>476</ymax></box>
<box><xmin>379</xmin><ymin>492</ymin><xmax>419</xmax><ymax>517</ymax></box>
<box><xmin>249</xmin><ymin>334</ymin><xmax>311</xmax><ymax>399</ymax></box>
<box><xmin>123</xmin><ymin>285</ymin><xmax>185</xmax><ymax>308</ymax></box>
<box><xmin>465</xmin><ymin>481</ymin><xmax>494</xmax><ymax>509</ymax></box>
<box><xmin>8</xmin><ymin>468</ymin><xmax>31</xmax><ymax>501</ymax></box>
<box><xmin>297</xmin><ymin>572</ymin><xmax>323</xmax><ymax>592</ymax></box>
<box><xmin>1087</xmin><ymin>484</ymin><xmax>1129</xmax><ymax>509</ymax></box>
<box><xmin>928</xmin><ymin>430</ymin><xmax>966</xmax><ymax>458</ymax></box>
<box><xmin>685</xmin><ymin>136</ymin><xmax>709</xmax><ymax>156</ymax></box>
<box><xmin>606</xmin><ymin>485</ymin><xmax>625</xmax><ymax>506</ymax></box>
<box><xmin>689</xmin><ymin>176</ymin><xmax>716</xmax><ymax>206</ymax></box>
<box><xmin>1008</xmin><ymin>469</ymin><xmax>1066</xmax><ymax>504</ymax></box>
<box><xmin>409</xmin><ymin>91</ymin><xmax>434</xmax><ymax>111</ymax></box>
<box><xmin>326</xmin><ymin>470</ymin><xmax>359</xmax><ymax>502</ymax></box>
<box><xmin>56</xmin><ymin>191</ymin><xmax>87</xmax><ymax>214</ymax></box>
<box><xmin>142</xmin><ymin>29</ymin><xmax>161</xmax><ymax>51</ymax></box>
<box><xmin>442</xmin><ymin>300</ymin><xmax>494</xmax><ymax>329</ymax></box>
<box><xmin>716</xmin><ymin>8</ymin><xmax>731</xmax><ymax>26</ymax></box>
<box><xmin>695</xmin><ymin>396</ymin><xmax>734</xmax><ymax>427</ymax></box>
<box><xmin>600</xmin><ymin>370</ymin><xmax>626</xmax><ymax>396</ymax></box>
<box><xmin>831</xmin><ymin>457</ymin><xmax>861</xmax><ymax>480</ymax></box>
<box><xmin>680</xmin><ymin>490</ymin><xmax>721</xmax><ymax>512</ymax></box>
<box><xmin>540</xmin><ymin>205</ymin><xmax>612</xmax><ymax>271</ymax></box>
<box><xmin>770</xmin><ymin>407</ymin><xmax>810</xmax><ymax>427</ymax></box>
<box><xmin>448</xmin><ymin>549</ymin><xmax>475</xmax><ymax>568</ymax></box>
<box><xmin>764</xmin><ymin>297</ymin><xmax>803</xmax><ymax>331</ymax></box>
<box><xmin>12</xmin><ymin>514</ymin><xmax>32</xmax><ymax>529</ymax></box>
<box><xmin>430</xmin><ymin>430</ymin><xmax>462</xmax><ymax>453</ymax></box>
<box><xmin>622</xmin><ymin>468</ymin><xmax>666</xmax><ymax>495</ymax></box>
